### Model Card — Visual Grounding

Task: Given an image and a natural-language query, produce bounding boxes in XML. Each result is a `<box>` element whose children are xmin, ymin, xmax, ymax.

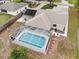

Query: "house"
<box><xmin>10</xmin><ymin>0</ymin><xmax>68</xmax><ymax>54</ymax></box>
<box><xmin>11</xmin><ymin>10</ymin><xmax>68</xmax><ymax>54</ymax></box>
<box><xmin>25</xmin><ymin>11</ymin><xmax>68</xmax><ymax>37</ymax></box>
<box><xmin>0</xmin><ymin>2</ymin><xmax>27</xmax><ymax>15</ymax></box>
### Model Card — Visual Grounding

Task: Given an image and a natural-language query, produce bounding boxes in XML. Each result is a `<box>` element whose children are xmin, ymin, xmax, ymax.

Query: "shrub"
<box><xmin>41</xmin><ymin>4</ymin><xmax>57</xmax><ymax>9</ymax></box>
<box><xmin>10</xmin><ymin>48</ymin><xmax>28</xmax><ymax>59</ymax></box>
<box><xmin>28</xmin><ymin>2</ymin><xmax>40</xmax><ymax>8</ymax></box>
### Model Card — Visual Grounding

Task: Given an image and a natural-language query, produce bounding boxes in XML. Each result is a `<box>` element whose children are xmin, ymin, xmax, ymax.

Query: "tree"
<box><xmin>47</xmin><ymin>0</ymin><xmax>55</xmax><ymax>6</ymax></box>
<box><xmin>10</xmin><ymin>48</ymin><xmax>28</xmax><ymax>59</ymax></box>
<box><xmin>76</xmin><ymin>0</ymin><xmax>79</xmax><ymax>8</ymax></box>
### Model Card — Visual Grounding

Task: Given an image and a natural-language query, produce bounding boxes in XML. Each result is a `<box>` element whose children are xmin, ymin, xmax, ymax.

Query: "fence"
<box><xmin>0</xmin><ymin>13</ymin><xmax>23</xmax><ymax>33</ymax></box>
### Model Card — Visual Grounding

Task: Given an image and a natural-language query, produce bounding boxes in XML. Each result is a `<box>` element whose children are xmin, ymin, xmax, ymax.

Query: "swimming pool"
<box><xmin>19</xmin><ymin>32</ymin><xmax>46</xmax><ymax>48</ymax></box>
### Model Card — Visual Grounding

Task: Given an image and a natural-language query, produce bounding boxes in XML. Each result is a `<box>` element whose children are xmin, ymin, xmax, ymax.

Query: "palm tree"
<box><xmin>47</xmin><ymin>0</ymin><xmax>55</xmax><ymax>6</ymax></box>
<box><xmin>76</xmin><ymin>0</ymin><xmax>79</xmax><ymax>8</ymax></box>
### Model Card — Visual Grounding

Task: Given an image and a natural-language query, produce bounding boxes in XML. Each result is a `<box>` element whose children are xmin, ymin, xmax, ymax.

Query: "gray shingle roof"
<box><xmin>25</xmin><ymin>11</ymin><xmax>68</xmax><ymax>31</ymax></box>
<box><xmin>0</xmin><ymin>2</ymin><xmax>27</xmax><ymax>12</ymax></box>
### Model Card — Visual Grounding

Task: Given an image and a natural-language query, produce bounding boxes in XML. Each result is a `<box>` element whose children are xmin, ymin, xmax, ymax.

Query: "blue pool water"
<box><xmin>19</xmin><ymin>32</ymin><xmax>46</xmax><ymax>48</ymax></box>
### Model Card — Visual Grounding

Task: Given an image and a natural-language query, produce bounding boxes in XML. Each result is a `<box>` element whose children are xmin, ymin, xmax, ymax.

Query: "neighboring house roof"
<box><xmin>25</xmin><ymin>11</ymin><xmax>68</xmax><ymax>31</ymax></box>
<box><xmin>0</xmin><ymin>2</ymin><xmax>27</xmax><ymax>12</ymax></box>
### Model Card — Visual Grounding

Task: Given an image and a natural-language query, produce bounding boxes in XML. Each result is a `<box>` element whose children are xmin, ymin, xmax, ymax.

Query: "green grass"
<box><xmin>0</xmin><ymin>13</ymin><xmax>13</xmax><ymax>25</ymax></box>
<box><xmin>28</xmin><ymin>2</ymin><xmax>40</xmax><ymax>8</ymax></box>
<box><xmin>0</xmin><ymin>39</ymin><xmax>3</xmax><ymax>50</ymax></box>
<box><xmin>68</xmin><ymin>8</ymin><xmax>79</xmax><ymax>59</ymax></box>
<box><xmin>55</xmin><ymin>0</ymin><xmax>61</xmax><ymax>3</ymax></box>
<box><xmin>11</xmin><ymin>0</ymin><xmax>23</xmax><ymax>3</ymax></box>
<box><xmin>10</xmin><ymin>47</ymin><xmax>28</xmax><ymax>59</ymax></box>
<box><xmin>57</xmin><ymin>8</ymin><xmax>79</xmax><ymax>59</ymax></box>
<box><xmin>69</xmin><ymin>0</ymin><xmax>77</xmax><ymax>4</ymax></box>
<box><xmin>41</xmin><ymin>4</ymin><xmax>57</xmax><ymax>9</ymax></box>
<box><xmin>68</xmin><ymin>8</ymin><xmax>79</xmax><ymax>42</ymax></box>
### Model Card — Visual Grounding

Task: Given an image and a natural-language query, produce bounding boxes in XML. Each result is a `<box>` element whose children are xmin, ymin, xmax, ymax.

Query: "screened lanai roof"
<box><xmin>11</xmin><ymin>25</ymin><xmax>50</xmax><ymax>40</ymax></box>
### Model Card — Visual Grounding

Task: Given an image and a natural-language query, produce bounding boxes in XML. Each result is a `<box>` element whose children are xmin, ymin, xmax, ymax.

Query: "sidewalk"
<box><xmin>77</xmin><ymin>29</ymin><xmax>79</xmax><ymax>48</ymax></box>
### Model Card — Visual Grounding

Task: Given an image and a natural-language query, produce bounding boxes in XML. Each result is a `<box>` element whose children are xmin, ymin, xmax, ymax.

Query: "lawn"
<box><xmin>68</xmin><ymin>8</ymin><xmax>79</xmax><ymax>43</ymax></box>
<box><xmin>69</xmin><ymin>0</ymin><xmax>77</xmax><ymax>4</ymax></box>
<box><xmin>68</xmin><ymin>7</ymin><xmax>79</xmax><ymax>59</ymax></box>
<box><xmin>0</xmin><ymin>13</ymin><xmax>13</xmax><ymax>25</ymax></box>
<box><xmin>57</xmin><ymin>7</ymin><xmax>79</xmax><ymax>59</ymax></box>
<box><xmin>55</xmin><ymin>0</ymin><xmax>61</xmax><ymax>3</ymax></box>
<box><xmin>0</xmin><ymin>38</ymin><xmax>3</xmax><ymax>51</ymax></box>
<box><xmin>12</xmin><ymin>0</ymin><xmax>23</xmax><ymax>3</ymax></box>
<box><xmin>41</xmin><ymin>4</ymin><xmax>57</xmax><ymax>9</ymax></box>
